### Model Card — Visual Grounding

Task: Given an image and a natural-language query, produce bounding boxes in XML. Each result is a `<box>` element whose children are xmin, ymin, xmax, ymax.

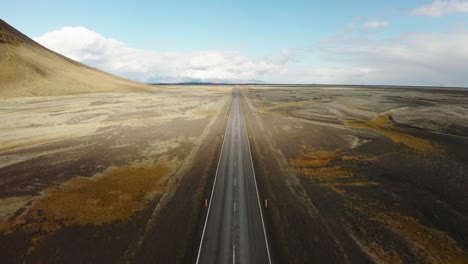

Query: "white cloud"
<box><xmin>318</xmin><ymin>30</ymin><xmax>468</xmax><ymax>86</ymax></box>
<box><xmin>362</xmin><ymin>21</ymin><xmax>389</xmax><ymax>29</ymax></box>
<box><xmin>34</xmin><ymin>26</ymin><xmax>295</xmax><ymax>83</ymax></box>
<box><xmin>34</xmin><ymin>26</ymin><xmax>468</xmax><ymax>87</ymax></box>
<box><xmin>412</xmin><ymin>0</ymin><xmax>468</xmax><ymax>17</ymax></box>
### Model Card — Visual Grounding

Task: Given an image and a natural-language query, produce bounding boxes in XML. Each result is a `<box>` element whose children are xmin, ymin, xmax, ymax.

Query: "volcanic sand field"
<box><xmin>0</xmin><ymin>86</ymin><xmax>231</xmax><ymax>263</ymax></box>
<box><xmin>242</xmin><ymin>86</ymin><xmax>468</xmax><ymax>264</ymax></box>
<box><xmin>1</xmin><ymin>84</ymin><xmax>467</xmax><ymax>263</ymax></box>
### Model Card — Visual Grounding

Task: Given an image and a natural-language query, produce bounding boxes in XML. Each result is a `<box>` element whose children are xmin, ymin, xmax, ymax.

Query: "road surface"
<box><xmin>196</xmin><ymin>88</ymin><xmax>271</xmax><ymax>264</ymax></box>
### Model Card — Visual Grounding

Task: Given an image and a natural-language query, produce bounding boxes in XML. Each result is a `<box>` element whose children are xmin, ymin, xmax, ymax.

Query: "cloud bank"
<box><xmin>412</xmin><ymin>0</ymin><xmax>468</xmax><ymax>17</ymax></box>
<box><xmin>34</xmin><ymin>27</ymin><xmax>294</xmax><ymax>83</ymax></box>
<box><xmin>34</xmin><ymin>26</ymin><xmax>468</xmax><ymax>87</ymax></box>
<box><xmin>319</xmin><ymin>28</ymin><xmax>468</xmax><ymax>86</ymax></box>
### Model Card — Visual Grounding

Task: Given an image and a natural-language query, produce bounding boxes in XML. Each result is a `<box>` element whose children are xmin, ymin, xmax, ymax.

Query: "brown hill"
<box><xmin>0</xmin><ymin>19</ymin><xmax>153</xmax><ymax>97</ymax></box>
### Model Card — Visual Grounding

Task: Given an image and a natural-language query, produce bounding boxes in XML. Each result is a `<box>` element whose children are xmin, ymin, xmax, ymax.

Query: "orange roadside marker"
<box><xmin>205</xmin><ymin>199</ymin><xmax>208</xmax><ymax>208</ymax></box>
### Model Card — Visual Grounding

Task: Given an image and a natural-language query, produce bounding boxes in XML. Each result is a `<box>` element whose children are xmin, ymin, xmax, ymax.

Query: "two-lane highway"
<box><xmin>196</xmin><ymin>88</ymin><xmax>271</xmax><ymax>264</ymax></box>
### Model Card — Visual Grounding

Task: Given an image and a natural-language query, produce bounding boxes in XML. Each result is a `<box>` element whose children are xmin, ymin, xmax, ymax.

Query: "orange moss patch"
<box><xmin>0</xmin><ymin>220</ymin><xmax>9</xmax><ymax>232</ymax></box>
<box><xmin>341</xmin><ymin>155</ymin><xmax>375</xmax><ymax>161</ymax></box>
<box><xmin>289</xmin><ymin>149</ymin><xmax>339</xmax><ymax>168</ymax></box>
<box><xmin>346</xmin><ymin>198</ymin><xmax>467</xmax><ymax>264</ymax></box>
<box><xmin>289</xmin><ymin>147</ymin><xmax>354</xmax><ymax>181</ymax></box>
<box><xmin>378</xmin><ymin>211</ymin><xmax>468</xmax><ymax>264</ymax></box>
<box><xmin>28</xmin><ymin>162</ymin><xmax>172</xmax><ymax>227</ymax></box>
<box><xmin>292</xmin><ymin>166</ymin><xmax>353</xmax><ymax>180</ymax></box>
<box><xmin>0</xmin><ymin>162</ymin><xmax>174</xmax><ymax>252</ymax></box>
<box><xmin>351</xmin><ymin>235</ymin><xmax>404</xmax><ymax>264</ymax></box>
<box><xmin>289</xmin><ymin>146</ymin><xmax>378</xmax><ymax>193</ymax></box>
<box><xmin>347</xmin><ymin>115</ymin><xmax>435</xmax><ymax>152</ymax></box>
<box><xmin>334</xmin><ymin>181</ymin><xmax>379</xmax><ymax>187</ymax></box>
<box><xmin>371</xmin><ymin>115</ymin><xmax>392</xmax><ymax>126</ymax></box>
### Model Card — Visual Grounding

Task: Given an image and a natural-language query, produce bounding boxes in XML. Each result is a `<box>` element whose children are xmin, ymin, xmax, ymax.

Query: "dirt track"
<box><xmin>242</xmin><ymin>86</ymin><xmax>468</xmax><ymax>263</ymax></box>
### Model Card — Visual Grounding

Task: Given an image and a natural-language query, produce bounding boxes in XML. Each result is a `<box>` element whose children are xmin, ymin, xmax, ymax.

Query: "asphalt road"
<box><xmin>196</xmin><ymin>88</ymin><xmax>271</xmax><ymax>264</ymax></box>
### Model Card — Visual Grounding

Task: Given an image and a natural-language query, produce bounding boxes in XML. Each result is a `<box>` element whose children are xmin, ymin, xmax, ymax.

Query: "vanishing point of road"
<box><xmin>196</xmin><ymin>87</ymin><xmax>271</xmax><ymax>264</ymax></box>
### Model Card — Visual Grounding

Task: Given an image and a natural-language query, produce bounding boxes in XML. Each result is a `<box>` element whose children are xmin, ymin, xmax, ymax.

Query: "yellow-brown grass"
<box><xmin>0</xmin><ymin>220</ymin><xmax>8</xmax><ymax>231</ymax></box>
<box><xmin>378</xmin><ymin>211</ymin><xmax>468</xmax><ymax>263</ymax></box>
<box><xmin>289</xmin><ymin>149</ymin><xmax>339</xmax><ymax>168</ymax></box>
<box><xmin>347</xmin><ymin>115</ymin><xmax>435</xmax><ymax>152</ymax></box>
<box><xmin>29</xmin><ymin>162</ymin><xmax>172</xmax><ymax>226</ymax></box>
<box><xmin>346</xmin><ymin>199</ymin><xmax>467</xmax><ymax>264</ymax></box>
<box><xmin>0</xmin><ymin>162</ymin><xmax>174</xmax><ymax>252</ymax></box>
<box><xmin>289</xmin><ymin>146</ymin><xmax>377</xmax><ymax>192</ymax></box>
<box><xmin>351</xmin><ymin>235</ymin><xmax>404</xmax><ymax>264</ymax></box>
<box><xmin>0</xmin><ymin>31</ymin><xmax>23</xmax><ymax>46</ymax></box>
<box><xmin>341</xmin><ymin>155</ymin><xmax>375</xmax><ymax>161</ymax></box>
<box><xmin>292</xmin><ymin>166</ymin><xmax>353</xmax><ymax>181</ymax></box>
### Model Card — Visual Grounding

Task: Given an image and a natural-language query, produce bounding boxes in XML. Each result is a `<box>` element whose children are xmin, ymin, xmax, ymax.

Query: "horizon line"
<box><xmin>150</xmin><ymin>82</ymin><xmax>468</xmax><ymax>90</ymax></box>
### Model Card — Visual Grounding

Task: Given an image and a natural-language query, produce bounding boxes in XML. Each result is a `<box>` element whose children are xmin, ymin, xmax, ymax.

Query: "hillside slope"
<box><xmin>0</xmin><ymin>19</ymin><xmax>153</xmax><ymax>97</ymax></box>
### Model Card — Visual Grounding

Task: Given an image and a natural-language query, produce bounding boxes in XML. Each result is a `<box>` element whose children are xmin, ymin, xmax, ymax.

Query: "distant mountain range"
<box><xmin>147</xmin><ymin>76</ymin><xmax>265</xmax><ymax>85</ymax></box>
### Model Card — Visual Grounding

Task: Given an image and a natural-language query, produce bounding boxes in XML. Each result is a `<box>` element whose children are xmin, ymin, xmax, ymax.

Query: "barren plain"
<box><xmin>0</xmin><ymin>86</ymin><xmax>230</xmax><ymax>263</ymax></box>
<box><xmin>1</xmin><ymin>84</ymin><xmax>467</xmax><ymax>264</ymax></box>
<box><xmin>243</xmin><ymin>85</ymin><xmax>468</xmax><ymax>264</ymax></box>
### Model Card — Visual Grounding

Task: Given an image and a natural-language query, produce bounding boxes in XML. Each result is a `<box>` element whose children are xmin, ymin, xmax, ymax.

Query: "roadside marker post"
<box><xmin>205</xmin><ymin>199</ymin><xmax>208</xmax><ymax>208</ymax></box>
<box><xmin>264</xmin><ymin>199</ymin><xmax>268</xmax><ymax>209</ymax></box>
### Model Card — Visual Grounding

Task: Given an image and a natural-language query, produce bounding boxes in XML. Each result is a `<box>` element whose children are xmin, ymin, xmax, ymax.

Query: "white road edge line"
<box><xmin>196</xmin><ymin>95</ymin><xmax>233</xmax><ymax>264</ymax></box>
<box><xmin>233</xmin><ymin>245</ymin><xmax>236</xmax><ymax>264</ymax></box>
<box><xmin>240</xmin><ymin>89</ymin><xmax>273</xmax><ymax>264</ymax></box>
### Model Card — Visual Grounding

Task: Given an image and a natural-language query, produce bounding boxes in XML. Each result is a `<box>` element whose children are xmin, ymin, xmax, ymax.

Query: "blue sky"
<box><xmin>3</xmin><ymin>1</ymin><xmax>418</xmax><ymax>52</ymax></box>
<box><xmin>3</xmin><ymin>1</ymin><xmax>468</xmax><ymax>85</ymax></box>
